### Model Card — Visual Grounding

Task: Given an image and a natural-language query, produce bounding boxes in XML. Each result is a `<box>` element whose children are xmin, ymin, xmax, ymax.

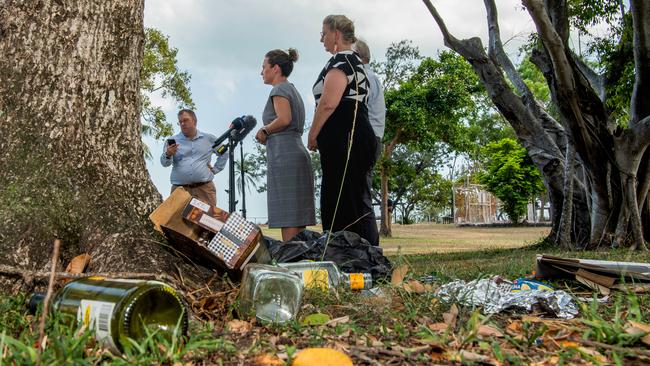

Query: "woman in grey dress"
<box><xmin>256</xmin><ymin>48</ymin><xmax>316</xmax><ymax>241</ymax></box>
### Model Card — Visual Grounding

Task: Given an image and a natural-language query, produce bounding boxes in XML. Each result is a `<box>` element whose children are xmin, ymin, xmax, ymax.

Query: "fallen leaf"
<box><xmin>577</xmin><ymin>347</ymin><xmax>607</xmax><ymax>363</ymax></box>
<box><xmin>407</xmin><ymin>280</ymin><xmax>426</xmax><ymax>294</ymax></box>
<box><xmin>625</xmin><ymin>321</ymin><xmax>650</xmax><ymax>346</ymax></box>
<box><xmin>428</xmin><ymin>323</ymin><xmax>449</xmax><ymax>332</ymax></box>
<box><xmin>251</xmin><ymin>353</ymin><xmax>284</xmax><ymax>366</ymax></box>
<box><xmin>325</xmin><ymin>315</ymin><xmax>350</xmax><ymax>327</ymax></box>
<box><xmin>558</xmin><ymin>340</ymin><xmax>578</xmax><ymax>348</ymax></box>
<box><xmin>448</xmin><ymin>350</ymin><xmax>496</xmax><ymax>365</ymax></box>
<box><xmin>430</xmin><ymin>344</ymin><xmax>447</xmax><ymax>361</ymax></box>
<box><xmin>478</xmin><ymin>325</ymin><xmax>504</xmax><ymax>338</ymax></box>
<box><xmin>301</xmin><ymin>313</ymin><xmax>330</xmax><ymax>326</ymax></box>
<box><xmin>529</xmin><ymin>355</ymin><xmax>560</xmax><ymax>366</ymax></box>
<box><xmin>291</xmin><ymin>348</ymin><xmax>353</xmax><ymax>366</ymax></box>
<box><xmin>226</xmin><ymin>319</ymin><xmax>252</xmax><ymax>334</ymax></box>
<box><xmin>65</xmin><ymin>253</ymin><xmax>91</xmax><ymax>274</ymax></box>
<box><xmin>626</xmin><ymin>320</ymin><xmax>650</xmax><ymax>332</ymax></box>
<box><xmin>443</xmin><ymin>304</ymin><xmax>459</xmax><ymax>329</ymax></box>
<box><xmin>506</xmin><ymin>320</ymin><xmax>522</xmax><ymax>335</ymax></box>
<box><xmin>391</xmin><ymin>264</ymin><xmax>409</xmax><ymax>285</ymax></box>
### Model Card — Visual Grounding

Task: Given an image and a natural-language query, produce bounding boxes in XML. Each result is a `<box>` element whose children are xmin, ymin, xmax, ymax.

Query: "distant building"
<box><xmin>453</xmin><ymin>184</ymin><xmax>550</xmax><ymax>224</ymax></box>
<box><xmin>453</xmin><ymin>184</ymin><xmax>498</xmax><ymax>224</ymax></box>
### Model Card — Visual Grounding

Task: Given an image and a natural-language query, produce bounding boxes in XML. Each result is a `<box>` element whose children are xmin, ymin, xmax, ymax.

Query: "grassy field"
<box><xmin>261</xmin><ymin>222</ymin><xmax>551</xmax><ymax>254</ymax></box>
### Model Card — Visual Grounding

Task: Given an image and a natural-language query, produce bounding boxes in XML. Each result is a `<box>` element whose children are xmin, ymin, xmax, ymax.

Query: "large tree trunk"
<box><xmin>0</xmin><ymin>0</ymin><xmax>202</xmax><ymax>291</ymax></box>
<box><xmin>422</xmin><ymin>0</ymin><xmax>649</xmax><ymax>249</ymax></box>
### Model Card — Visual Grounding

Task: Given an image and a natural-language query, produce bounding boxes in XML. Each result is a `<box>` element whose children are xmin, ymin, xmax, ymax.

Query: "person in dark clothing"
<box><xmin>307</xmin><ymin>14</ymin><xmax>379</xmax><ymax>246</ymax></box>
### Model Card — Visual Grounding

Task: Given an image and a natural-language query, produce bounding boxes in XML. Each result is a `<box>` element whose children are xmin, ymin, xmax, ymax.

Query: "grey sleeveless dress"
<box><xmin>263</xmin><ymin>82</ymin><xmax>316</xmax><ymax>227</ymax></box>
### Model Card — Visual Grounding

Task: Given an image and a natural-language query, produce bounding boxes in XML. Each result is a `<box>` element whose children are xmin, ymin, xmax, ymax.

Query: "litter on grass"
<box><xmin>436</xmin><ymin>276</ymin><xmax>578</xmax><ymax>319</ymax></box>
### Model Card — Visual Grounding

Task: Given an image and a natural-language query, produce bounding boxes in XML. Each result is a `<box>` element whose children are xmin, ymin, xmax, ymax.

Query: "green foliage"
<box><xmin>517</xmin><ymin>58</ymin><xmax>551</xmax><ymax>107</ymax></box>
<box><xmin>384</xmin><ymin>51</ymin><xmax>481</xmax><ymax>152</ymax></box>
<box><xmin>463</xmin><ymin>95</ymin><xmax>516</xmax><ymax>161</ymax></box>
<box><xmin>580</xmin><ymin>291</ymin><xmax>645</xmax><ymax>346</ymax></box>
<box><xmin>371</xmin><ymin>39</ymin><xmax>422</xmax><ymax>91</ymax></box>
<box><xmin>567</xmin><ymin>0</ymin><xmax>624</xmax><ymax>34</ymax></box>
<box><xmin>376</xmin><ymin>145</ymin><xmax>452</xmax><ymax>223</ymax></box>
<box><xmin>478</xmin><ymin>138</ymin><xmax>545</xmax><ymax>223</ymax></box>
<box><xmin>234</xmin><ymin>151</ymin><xmax>265</xmax><ymax>195</ymax></box>
<box><xmin>567</xmin><ymin>0</ymin><xmax>633</xmax><ymax>125</ymax></box>
<box><xmin>140</xmin><ymin>28</ymin><xmax>195</xmax><ymax>158</ymax></box>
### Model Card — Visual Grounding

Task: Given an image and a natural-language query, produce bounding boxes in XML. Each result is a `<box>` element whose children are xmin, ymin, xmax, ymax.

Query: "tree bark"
<box><xmin>380</xmin><ymin>128</ymin><xmax>402</xmax><ymax>237</ymax></box>
<box><xmin>556</xmin><ymin>143</ymin><xmax>575</xmax><ymax>249</ymax></box>
<box><xmin>0</xmin><ymin>0</ymin><xmax>208</xmax><ymax>290</ymax></box>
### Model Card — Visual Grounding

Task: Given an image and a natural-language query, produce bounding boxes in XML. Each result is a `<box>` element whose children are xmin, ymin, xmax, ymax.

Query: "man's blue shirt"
<box><xmin>160</xmin><ymin>130</ymin><xmax>229</xmax><ymax>185</ymax></box>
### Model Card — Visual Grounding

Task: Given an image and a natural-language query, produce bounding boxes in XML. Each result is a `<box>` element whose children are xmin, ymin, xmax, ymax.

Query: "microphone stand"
<box><xmin>228</xmin><ymin>137</ymin><xmax>238</xmax><ymax>213</ymax></box>
<box><xmin>240</xmin><ymin>142</ymin><xmax>247</xmax><ymax>219</ymax></box>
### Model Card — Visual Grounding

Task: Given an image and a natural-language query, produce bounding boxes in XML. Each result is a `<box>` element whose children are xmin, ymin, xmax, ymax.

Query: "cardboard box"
<box><xmin>535</xmin><ymin>254</ymin><xmax>650</xmax><ymax>287</ymax></box>
<box><xmin>182</xmin><ymin>197</ymin><xmax>228</xmax><ymax>233</ymax></box>
<box><xmin>149</xmin><ymin>188</ymin><xmax>270</xmax><ymax>276</ymax></box>
<box><xmin>149</xmin><ymin>188</ymin><xmax>201</xmax><ymax>241</ymax></box>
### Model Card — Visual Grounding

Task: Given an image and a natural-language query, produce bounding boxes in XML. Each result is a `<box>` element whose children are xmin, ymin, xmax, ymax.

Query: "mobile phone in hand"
<box><xmin>167</xmin><ymin>138</ymin><xmax>176</xmax><ymax>146</ymax></box>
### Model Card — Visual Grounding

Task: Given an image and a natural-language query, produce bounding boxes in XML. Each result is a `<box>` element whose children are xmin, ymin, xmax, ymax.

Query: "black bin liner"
<box><xmin>263</xmin><ymin>230</ymin><xmax>392</xmax><ymax>281</ymax></box>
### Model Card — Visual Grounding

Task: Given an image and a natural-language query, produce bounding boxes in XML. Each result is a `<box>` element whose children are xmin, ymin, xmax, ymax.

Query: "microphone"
<box><xmin>231</xmin><ymin>115</ymin><xmax>257</xmax><ymax>143</ymax></box>
<box><xmin>212</xmin><ymin>115</ymin><xmax>258</xmax><ymax>154</ymax></box>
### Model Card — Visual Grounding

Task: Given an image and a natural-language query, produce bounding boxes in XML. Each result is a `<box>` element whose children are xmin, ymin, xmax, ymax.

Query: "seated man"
<box><xmin>161</xmin><ymin>109</ymin><xmax>228</xmax><ymax>207</ymax></box>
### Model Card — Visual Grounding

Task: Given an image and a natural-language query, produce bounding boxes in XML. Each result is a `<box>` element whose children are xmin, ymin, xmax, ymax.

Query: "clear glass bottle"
<box><xmin>239</xmin><ymin>264</ymin><xmax>303</xmax><ymax>323</ymax></box>
<box><xmin>278</xmin><ymin>261</ymin><xmax>373</xmax><ymax>291</ymax></box>
<box><xmin>30</xmin><ymin>277</ymin><xmax>188</xmax><ymax>354</ymax></box>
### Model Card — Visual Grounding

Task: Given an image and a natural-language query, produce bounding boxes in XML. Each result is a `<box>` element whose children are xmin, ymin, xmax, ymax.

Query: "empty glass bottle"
<box><xmin>278</xmin><ymin>261</ymin><xmax>372</xmax><ymax>291</ymax></box>
<box><xmin>29</xmin><ymin>277</ymin><xmax>188</xmax><ymax>354</ymax></box>
<box><xmin>239</xmin><ymin>264</ymin><xmax>303</xmax><ymax>323</ymax></box>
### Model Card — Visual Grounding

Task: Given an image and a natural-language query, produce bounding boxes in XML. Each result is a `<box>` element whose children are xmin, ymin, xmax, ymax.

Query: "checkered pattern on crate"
<box><xmin>207</xmin><ymin>212</ymin><xmax>257</xmax><ymax>267</ymax></box>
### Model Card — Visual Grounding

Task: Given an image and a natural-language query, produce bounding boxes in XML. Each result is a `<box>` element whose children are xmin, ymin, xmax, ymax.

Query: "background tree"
<box><xmin>378</xmin><ymin>50</ymin><xmax>482</xmax><ymax>236</ymax></box>
<box><xmin>0</xmin><ymin>0</ymin><xmax>204</xmax><ymax>290</ymax></box>
<box><xmin>235</xmin><ymin>152</ymin><xmax>264</xmax><ymax>195</ymax></box>
<box><xmin>140</xmin><ymin>27</ymin><xmax>194</xmax><ymax>158</ymax></box>
<box><xmin>478</xmin><ymin>138</ymin><xmax>545</xmax><ymax>223</ymax></box>
<box><xmin>371</xmin><ymin>145</ymin><xmax>448</xmax><ymax>225</ymax></box>
<box><xmin>423</xmin><ymin>0</ymin><xmax>650</xmax><ymax>250</ymax></box>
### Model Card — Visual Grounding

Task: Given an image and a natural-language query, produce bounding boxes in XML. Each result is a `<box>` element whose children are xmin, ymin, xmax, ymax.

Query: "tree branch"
<box><xmin>522</xmin><ymin>0</ymin><xmax>576</xmax><ymax>96</ymax></box>
<box><xmin>630</xmin><ymin>0</ymin><xmax>650</xmax><ymax>125</ymax></box>
<box><xmin>0</xmin><ymin>264</ymin><xmax>180</xmax><ymax>287</ymax></box>
<box><xmin>571</xmin><ymin>50</ymin><xmax>605</xmax><ymax>101</ymax></box>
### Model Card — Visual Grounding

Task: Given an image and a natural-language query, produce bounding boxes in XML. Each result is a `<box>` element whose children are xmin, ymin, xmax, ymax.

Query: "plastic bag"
<box><xmin>263</xmin><ymin>230</ymin><xmax>392</xmax><ymax>281</ymax></box>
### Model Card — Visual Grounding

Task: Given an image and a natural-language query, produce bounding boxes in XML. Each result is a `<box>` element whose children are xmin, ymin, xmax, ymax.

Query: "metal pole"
<box><xmin>228</xmin><ymin>138</ymin><xmax>237</xmax><ymax>213</ymax></box>
<box><xmin>240</xmin><ymin>142</ymin><xmax>247</xmax><ymax>219</ymax></box>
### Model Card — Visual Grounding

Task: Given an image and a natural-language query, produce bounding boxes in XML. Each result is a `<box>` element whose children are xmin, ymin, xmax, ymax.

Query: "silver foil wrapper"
<box><xmin>436</xmin><ymin>277</ymin><xmax>578</xmax><ymax>319</ymax></box>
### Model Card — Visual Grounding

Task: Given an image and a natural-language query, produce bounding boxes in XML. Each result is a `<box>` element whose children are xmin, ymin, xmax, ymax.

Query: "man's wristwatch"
<box><xmin>262</xmin><ymin>128</ymin><xmax>270</xmax><ymax>136</ymax></box>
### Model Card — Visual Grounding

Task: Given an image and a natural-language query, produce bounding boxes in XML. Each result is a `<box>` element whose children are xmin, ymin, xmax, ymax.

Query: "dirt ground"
<box><xmin>261</xmin><ymin>223</ymin><xmax>551</xmax><ymax>254</ymax></box>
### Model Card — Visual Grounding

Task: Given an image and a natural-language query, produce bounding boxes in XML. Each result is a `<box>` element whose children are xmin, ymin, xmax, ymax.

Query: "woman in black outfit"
<box><xmin>307</xmin><ymin>14</ymin><xmax>379</xmax><ymax>246</ymax></box>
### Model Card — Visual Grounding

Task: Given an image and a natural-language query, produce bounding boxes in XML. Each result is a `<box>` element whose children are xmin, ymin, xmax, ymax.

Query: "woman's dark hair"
<box><xmin>265</xmin><ymin>48</ymin><xmax>299</xmax><ymax>77</ymax></box>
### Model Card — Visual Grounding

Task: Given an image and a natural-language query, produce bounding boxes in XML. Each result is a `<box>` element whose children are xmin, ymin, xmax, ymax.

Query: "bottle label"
<box><xmin>348</xmin><ymin>273</ymin><xmax>366</xmax><ymax>290</ymax></box>
<box><xmin>189</xmin><ymin>197</ymin><xmax>210</xmax><ymax>212</ymax></box>
<box><xmin>303</xmin><ymin>269</ymin><xmax>330</xmax><ymax>290</ymax></box>
<box><xmin>77</xmin><ymin>300</ymin><xmax>119</xmax><ymax>353</ymax></box>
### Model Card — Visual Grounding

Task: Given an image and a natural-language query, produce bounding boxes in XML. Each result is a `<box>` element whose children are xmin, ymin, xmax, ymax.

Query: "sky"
<box><xmin>142</xmin><ymin>0</ymin><xmax>536</xmax><ymax>223</ymax></box>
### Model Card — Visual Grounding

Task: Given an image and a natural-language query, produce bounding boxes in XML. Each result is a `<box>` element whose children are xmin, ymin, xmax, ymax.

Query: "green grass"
<box><xmin>2</xmin><ymin>238</ymin><xmax>650</xmax><ymax>364</ymax></box>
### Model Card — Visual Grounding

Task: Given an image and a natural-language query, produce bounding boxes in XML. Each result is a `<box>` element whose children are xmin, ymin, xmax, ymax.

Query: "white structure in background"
<box><xmin>453</xmin><ymin>184</ymin><xmax>550</xmax><ymax>224</ymax></box>
<box><xmin>453</xmin><ymin>184</ymin><xmax>498</xmax><ymax>224</ymax></box>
